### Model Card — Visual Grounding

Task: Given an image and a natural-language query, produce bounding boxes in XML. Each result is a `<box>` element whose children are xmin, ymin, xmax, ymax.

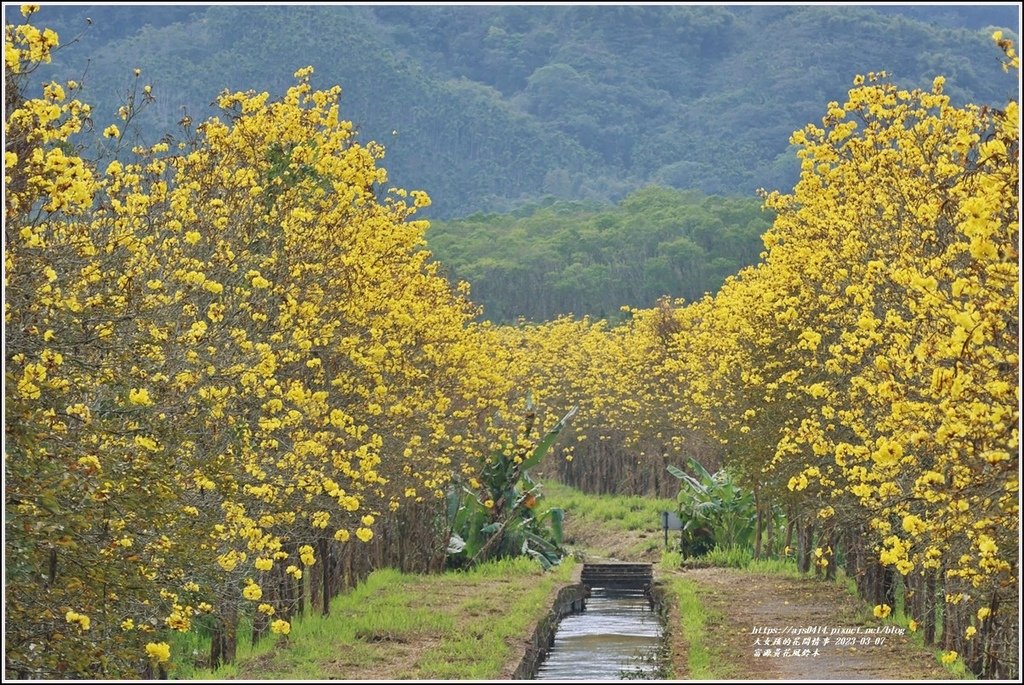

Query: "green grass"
<box><xmin>660</xmin><ymin>550</ymin><xmax>684</xmax><ymax>568</ymax></box>
<box><xmin>541</xmin><ymin>480</ymin><xmax>676</xmax><ymax>533</ymax></box>
<box><xmin>170</xmin><ymin>615</ymin><xmax>221</xmax><ymax>677</ymax></box>
<box><xmin>744</xmin><ymin>555</ymin><xmax>804</xmax><ymax>577</ymax></box>
<box><xmin>176</xmin><ymin>557</ymin><xmax>576</xmax><ymax>680</ymax></box>
<box><xmin>660</xmin><ymin>544</ymin><xmax>804</xmax><ymax>577</ymax></box>
<box><xmin>458</xmin><ymin>555</ymin><xmax>547</xmax><ymax>579</ymax></box>
<box><xmin>175</xmin><ymin>568</ymin><xmax>447</xmax><ymax>679</ymax></box>
<box><xmin>669</xmin><ymin>577</ymin><xmax>740</xmax><ymax>679</ymax></box>
<box><xmin>415</xmin><ymin>557</ymin><xmax>577</xmax><ymax>678</ymax></box>
<box><xmin>541</xmin><ymin>480</ymin><xmax>676</xmax><ymax>558</ymax></box>
<box><xmin>698</xmin><ymin>544</ymin><xmax>753</xmax><ymax>568</ymax></box>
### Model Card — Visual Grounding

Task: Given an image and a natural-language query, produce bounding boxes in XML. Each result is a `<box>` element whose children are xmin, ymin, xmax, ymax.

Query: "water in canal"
<box><xmin>534</xmin><ymin>587</ymin><xmax>663</xmax><ymax>680</ymax></box>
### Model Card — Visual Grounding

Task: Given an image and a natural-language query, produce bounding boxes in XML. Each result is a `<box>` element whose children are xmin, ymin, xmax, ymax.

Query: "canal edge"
<box><xmin>649</xmin><ymin>577</ymin><xmax>689</xmax><ymax>679</ymax></box>
<box><xmin>652</xmin><ymin>569</ymin><xmax>692</xmax><ymax>679</ymax></box>
<box><xmin>506</xmin><ymin>562</ymin><xmax>587</xmax><ymax>679</ymax></box>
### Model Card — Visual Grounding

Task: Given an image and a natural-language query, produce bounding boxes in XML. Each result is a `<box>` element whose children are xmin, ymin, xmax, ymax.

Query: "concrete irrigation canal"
<box><xmin>532</xmin><ymin>563</ymin><xmax>664</xmax><ymax>680</ymax></box>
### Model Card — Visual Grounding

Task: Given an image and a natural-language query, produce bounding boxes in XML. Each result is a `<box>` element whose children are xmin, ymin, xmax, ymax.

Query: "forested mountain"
<box><xmin>17</xmin><ymin>4</ymin><xmax>1019</xmax><ymax>218</ymax></box>
<box><xmin>427</xmin><ymin>187</ymin><xmax>773</xmax><ymax>322</ymax></box>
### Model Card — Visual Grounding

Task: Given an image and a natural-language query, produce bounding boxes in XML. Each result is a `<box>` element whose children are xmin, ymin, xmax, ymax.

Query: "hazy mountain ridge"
<box><xmin>15</xmin><ymin>4</ymin><xmax>1020</xmax><ymax>218</ymax></box>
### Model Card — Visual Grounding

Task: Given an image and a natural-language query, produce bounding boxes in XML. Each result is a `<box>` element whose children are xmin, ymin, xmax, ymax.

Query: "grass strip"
<box><xmin>177</xmin><ymin>557</ymin><xmax>575</xmax><ymax>680</ymax></box>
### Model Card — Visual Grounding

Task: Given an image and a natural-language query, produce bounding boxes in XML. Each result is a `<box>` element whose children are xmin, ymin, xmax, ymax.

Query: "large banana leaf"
<box><xmin>518</xmin><ymin>405</ymin><xmax>578</xmax><ymax>471</ymax></box>
<box><xmin>687</xmin><ymin>456</ymin><xmax>715</xmax><ymax>484</ymax></box>
<box><xmin>446</xmin><ymin>486</ymin><xmax>462</xmax><ymax>523</ymax></box>
<box><xmin>669</xmin><ymin>458</ymin><xmax>758</xmax><ymax>553</ymax></box>
<box><xmin>666</xmin><ymin>464</ymin><xmax>688</xmax><ymax>480</ymax></box>
<box><xmin>668</xmin><ymin>463</ymin><xmax>706</xmax><ymax>493</ymax></box>
<box><xmin>547</xmin><ymin>508</ymin><xmax>564</xmax><ymax>546</ymax></box>
<box><xmin>444</xmin><ymin>400</ymin><xmax>576</xmax><ymax>569</ymax></box>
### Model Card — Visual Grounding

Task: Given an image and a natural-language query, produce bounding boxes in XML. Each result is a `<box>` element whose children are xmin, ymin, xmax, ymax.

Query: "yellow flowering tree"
<box><xmin>5</xmin><ymin>11</ymin><xmax>521</xmax><ymax>677</ymax></box>
<box><xmin>609</xmin><ymin>43</ymin><xmax>1019</xmax><ymax>677</ymax></box>
<box><xmin>534</xmin><ymin>37</ymin><xmax>1017</xmax><ymax>679</ymax></box>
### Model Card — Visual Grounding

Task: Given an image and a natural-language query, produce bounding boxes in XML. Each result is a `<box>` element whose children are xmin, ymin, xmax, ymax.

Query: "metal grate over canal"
<box><xmin>534</xmin><ymin>563</ymin><xmax>663</xmax><ymax>680</ymax></box>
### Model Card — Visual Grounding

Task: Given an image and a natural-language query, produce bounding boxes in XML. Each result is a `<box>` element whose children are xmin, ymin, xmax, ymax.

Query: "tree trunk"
<box><xmin>251</xmin><ymin>613</ymin><xmax>267</xmax><ymax>646</ymax></box>
<box><xmin>753</xmin><ymin>489</ymin><xmax>763</xmax><ymax>560</ymax></box>
<box><xmin>295</xmin><ymin>568</ymin><xmax>305</xmax><ymax>618</ymax></box>
<box><xmin>783</xmin><ymin>510</ymin><xmax>795</xmax><ymax>553</ymax></box>
<box><xmin>824</xmin><ymin>527</ymin><xmax>837</xmax><ymax>581</ymax></box>
<box><xmin>883</xmin><ymin>566</ymin><xmax>896</xmax><ymax>608</ymax></box>
<box><xmin>319</xmin><ymin>538</ymin><xmax>330</xmax><ymax>616</ymax></box>
<box><xmin>797</xmin><ymin>516</ymin><xmax>815</xmax><ymax>574</ymax></box>
<box><xmin>924</xmin><ymin>571</ymin><xmax>936</xmax><ymax>646</ymax></box>
<box><xmin>209</xmin><ymin>602</ymin><xmax>238</xmax><ymax>669</ymax></box>
<box><xmin>942</xmin><ymin>578</ymin><xmax>954</xmax><ymax>651</ymax></box>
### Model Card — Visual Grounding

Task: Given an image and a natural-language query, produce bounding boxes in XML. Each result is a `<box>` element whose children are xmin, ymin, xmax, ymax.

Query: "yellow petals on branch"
<box><xmin>298</xmin><ymin>545</ymin><xmax>315</xmax><ymax>566</ymax></box>
<box><xmin>901</xmin><ymin>514</ymin><xmax>925</xmax><ymax>536</ymax></box>
<box><xmin>976</xmin><ymin>535</ymin><xmax>997</xmax><ymax>556</ymax></box>
<box><xmin>411</xmin><ymin>190</ymin><xmax>431</xmax><ymax>208</ymax></box>
<box><xmin>128</xmin><ymin>388</ymin><xmax>153</xmax><ymax>406</ymax></box>
<box><xmin>9</xmin><ymin>16</ymin><xmax>1013</xmax><ymax>678</ymax></box>
<box><xmin>218</xmin><ymin>551</ymin><xmax>241</xmax><ymax>572</ymax></box>
<box><xmin>77</xmin><ymin>455</ymin><xmax>101</xmax><ymax>471</ymax></box>
<box><xmin>5</xmin><ymin>17</ymin><xmax>522</xmax><ymax>678</ymax></box>
<box><xmin>65</xmin><ymin>611</ymin><xmax>90</xmax><ymax>631</ymax></box>
<box><xmin>145</xmin><ymin>642</ymin><xmax>170</xmax><ymax>663</ymax></box>
<box><xmin>242</xmin><ymin>580</ymin><xmax>262</xmax><ymax>601</ymax></box>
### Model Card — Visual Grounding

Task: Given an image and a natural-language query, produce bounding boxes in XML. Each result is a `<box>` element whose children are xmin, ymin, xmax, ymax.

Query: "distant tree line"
<box><xmin>427</xmin><ymin>187</ymin><xmax>772</xmax><ymax>322</ymax></box>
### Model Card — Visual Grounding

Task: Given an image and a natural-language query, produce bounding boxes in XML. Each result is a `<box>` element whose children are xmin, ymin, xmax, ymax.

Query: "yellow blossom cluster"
<box><xmin>486</xmin><ymin>37</ymin><xmax>1018</xmax><ymax>678</ymax></box>
<box><xmin>5</xmin><ymin>18</ymin><xmax>523</xmax><ymax>678</ymax></box>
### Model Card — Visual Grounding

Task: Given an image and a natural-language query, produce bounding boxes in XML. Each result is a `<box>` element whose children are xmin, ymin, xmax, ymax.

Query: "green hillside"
<box><xmin>23</xmin><ymin>4</ymin><xmax>1019</xmax><ymax>218</ymax></box>
<box><xmin>428</xmin><ymin>187</ymin><xmax>771</xmax><ymax>321</ymax></box>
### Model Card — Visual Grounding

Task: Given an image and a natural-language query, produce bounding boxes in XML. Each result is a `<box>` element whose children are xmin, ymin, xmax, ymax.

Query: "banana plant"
<box><xmin>667</xmin><ymin>457</ymin><xmax>757</xmax><ymax>553</ymax></box>
<box><xmin>446</xmin><ymin>401</ymin><xmax>576</xmax><ymax>569</ymax></box>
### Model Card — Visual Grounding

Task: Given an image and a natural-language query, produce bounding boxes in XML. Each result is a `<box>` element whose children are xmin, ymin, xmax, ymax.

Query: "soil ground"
<box><xmin>661</xmin><ymin>567</ymin><xmax>952</xmax><ymax>680</ymax></box>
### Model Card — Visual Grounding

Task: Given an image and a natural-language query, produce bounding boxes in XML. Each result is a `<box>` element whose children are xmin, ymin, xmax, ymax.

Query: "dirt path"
<box><xmin>559</xmin><ymin>511</ymin><xmax>664</xmax><ymax>562</ymax></box>
<box><xmin>666</xmin><ymin>567</ymin><xmax>951</xmax><ymax>680</ymax></box>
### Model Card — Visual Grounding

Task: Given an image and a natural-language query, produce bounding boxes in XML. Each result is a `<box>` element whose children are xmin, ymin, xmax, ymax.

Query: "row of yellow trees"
<box><xmin>5</xmin><ymin>8</ymin><xmax>1018</xmax><ymax>680</ymax></box>
<box><xmin>5</xmin><ymin>9</ymin><xmax>582</xmax><ymax>678</ymax></box>
<box><xmin>510</xmin><ymin>52</ymin><xmax>1018</xmax><ymax>679</ymax></box>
